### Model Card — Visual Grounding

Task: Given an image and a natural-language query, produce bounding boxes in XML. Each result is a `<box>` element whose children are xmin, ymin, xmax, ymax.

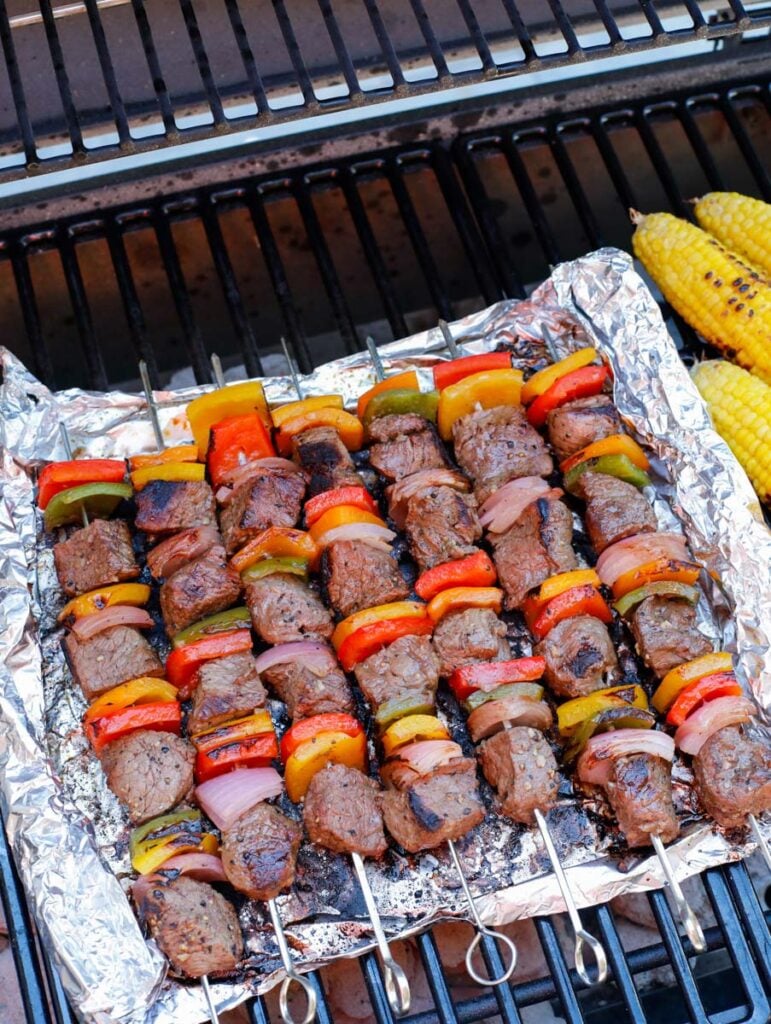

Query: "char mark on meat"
<box><xmin>54</xmin><ymin>519</ymin><xmax>139</xmax><ymax>597</ymax></box>
<box><xmin>432</xmin><ymin>607</ymin><xmax>509</xmax><ymax>677</ymax></box>
<box><xmin>368</xmin><ymin>413</ymin><xmax>448</xmax><ymax>482</ymax></box>
<box><xmin>576</xmin><ymin>472</ymin><xmax>658</xmax><ymax>553</ymax></box>
<box><xmin>304</xmin><ymin>764</ymin><xmax>388</xmax><ymax>858</ymax></box>
<box><xmin>492</xmin><ymin>497</ymin><xmax>576</xmax><ymax>609</ymax></box>
<box><xmin>160</xmin><ymin>544</ymin><xmax>241</xmax><ymax>635</ymax></box>
<box><xmin>220</xmin><ymin>469</ymin><xmax>306</xmax><ymax>555</ymax></box>
<box><xmin>693</xmin><ymin>721</ymin><xmax>771</xmax><ymax>829</ymax></box>
<box><xmin>188</xmin><ymin>651</ymin><xmax>267</xmax><ymax>734</ymax></box>
<box><xmin>100</xmin><ymin>730</ymin><xmax>194</xmax><ymax>824</ymax></box>
<box><xmin>630</xmin><ymin>596</ymin><xmax>712</xmax><ymax>679</ymax></box>
<box><xmin>293</xmin><ymin>427</ymin><xmax>362</xmax><ymax>496</ymax></box>
<box><xmin>135</xmin><ymin>480</ymin><xmax>216</xmax><ymax>539</ymax></box>
<box><xmin>354</xmin><ymin>634</ymin><xmax>439</xmax><ymax>711</ymax></box>
<box><xmin>404</xmin><ymin>485</ymin><xmax>482</xmax><ymax>573</ymax></box>
<box><xmin>245</xmin><ymin>573</ymin><xmax>333</xmax><ymax>644</ymax></box>
<box><xmin>323</xmin><ymin>540</ymin><xmax>409</xmax><ymax>618</ymax></box>
<box><xmin>479</xmin><ymin>727</ymin><xmax>559</xmax><ymax>824</ymax></box>
<box><xmin>262</xmin><ymin>657</ymin><xmax>354</xmax><ymax>718</ymax></box>
<box><xmin>546</xmin><ymin>395</ymin><xmax>621</xmax><ymax>462</ymax></box>
<box><xmin>63</xmin><ymin>625</ymin><xmax>164</xmax><ymax>701</ymax></box>
<box><xmin>535</xmin><ymin>615</ymin><xmax>618</xmax><ymax>698</ymax></box>
<box><xmin>605</xmin><ymin>753</ymin><xmax>679</xmax><ymax>847</ymax></box>
<box><xmin>221</xmin><ymin>802</ymin><xmax>302</xmax><ymax>901</ymax></box>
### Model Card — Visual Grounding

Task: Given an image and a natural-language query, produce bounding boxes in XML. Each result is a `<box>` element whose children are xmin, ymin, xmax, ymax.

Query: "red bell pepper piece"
<box><xmin>432</xmin><ymin>351</ymin><xmax>512</xmax><ymax>391</ymax></box>
<box><xmin>529</xmin><ymin>584</ymin><xmax>612</xmax><ymax>641</ymax></box>
<box><xmin>194</xmin><ymin>732</ymin><xmax>279</xmax><ymax>783</ymax></box>
<box><xmin>526</xmin><ymin>365</ymin><xmax>610</xmax><ymax>428</ymax></box>
<box><xmin>166</xmin><ymin>630</ymin><xmax>253</xmax><ymax>699</ymax></box>
<box><xmin>37</xmin><ymin>459</ymin><xmax>126</xmax><ymax>510</ymax></box>
<box><xmin>304</xmin><ymin>485</ymin><xmax>379</xmax><ymax>527</ymax></box>
<box><xmin>337</xmin><ymin>616</ymin><xmax>434</xmax><ymax>672</ymax></box>
<box><xmin>666</xmin><ymin>672</ymin><xmax>742</xmax><ymax>727</ymax></box>
<box><xmin>280</xmin><ymin>712</ymin><xmax>363</xmax><ymax>763</ymax></box>
<box><xmin>448</xmin><ymin>656</ymin><xmax>546</xmax><ymax>701</ymax></box>
<box><xmin>84</xmin><ymin>702</ymin><xmax>182</xmax><ymax>754</ymax></box>
<box><xmin>414</xmin><ymin>551</ymin><xmax>497</xmax><ymax>602</ymax></box>
<box><xmin>206</xmin><ymin>412</ymin><xmax>275</xmax><ymax>488</ymax></box>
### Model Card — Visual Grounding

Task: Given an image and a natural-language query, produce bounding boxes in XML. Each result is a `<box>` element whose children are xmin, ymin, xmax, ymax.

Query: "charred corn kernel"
<box><xmin>631</xmin><ymin>211</ymin><xmax>771</xmax><ymax>386</ymax></box>
<box><xmin>694</xmin><ymin>192</ymin><xmax>771</xmax><ymax>278</ymax></box>
<box><xmin>691</xmin><ymin>359</ymin><xmax>771</xmax><ymax>505</ymax></box>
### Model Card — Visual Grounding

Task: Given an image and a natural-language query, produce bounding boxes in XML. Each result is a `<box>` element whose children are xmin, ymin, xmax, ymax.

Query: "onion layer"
<box><xmin>218</xmin><ymin>457</ymin><xmax>302</xmax><ymax>499</ymax></box>
<box><xmin>596</xmin><ymin>532</ymin><xmax>688</xmax><ymax>587</ymax></box>
<box><xmin>467</xmin><ymin>697</ymin><xmax>553</xmax><ymax>743</ymax></box>
<box><xmin>314</xmin><ymin>522</ymin><xmax>396</xmax><ymax>551</ymax></box>
<box><xmin>675</xmin><ymin>695</ymin><xmax>755</xmax><ymax>756</ymax></box>
<box><xmin>147</xmin><ymin>525</ymin><xmax>220</xmax><ymax>580</ymax></box>
<box><xmin>382</xmin><ymin>739</ymin><xmax>463</xmax><ymax>789</ymax></box>
<box><xmin>388</xmin><ymin>470</ymin><xmax>469</xmax><ymax>528</ymax></box>
<box><xmin>577</xmin><ymin>728</ymin><xmax>675</xmax><ymax>786</ymax></box>
<box><xmin>71</xmin><ymin>605</ymin><xmax>154</xmax><ymax>640</ymax></box>
<box><xmin>253</xmin><ymin>640</ymin><xmax>337</xmax><ymax>678</ymax></box>
<box><xmin>160</xmin><ymin>852</ymin><xmax>227</xmax><ymax>883</ymax></box>
<box><xmin>196</xmin><ymin>767</ymin><xmax>283</xmax><ymax>831</ymax></box>
<box><xmin>479</xmin><ymin>477</ymin><xmax>559</xmax><ymax>534</ymax></box>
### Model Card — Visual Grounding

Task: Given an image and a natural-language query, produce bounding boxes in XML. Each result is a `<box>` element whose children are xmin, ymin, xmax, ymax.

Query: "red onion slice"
<box><xmin>467</xmin><ymin>697</ymin><xmax>553</xmax><ymax>742</ymax></box>
<box><xmin>577</xmin><ymin>728</ymin><xmax>675</xmax><ymax>787</ymax></box>
<box><xmin>160</xmin><ymin>852</ymin><xmax>228</xmax><ymax>883</ymax></box>
<box><xmin>382</xmin><ymin>739</ymin><xmax>464</xmax><ymax>789</ymax></box>
<box><xmin>596</xmin><ymin>532</ymin><xmax>689</xmax><ymax>587</ymax></box>
<box><xmin>71</xmin><ymin>606</ymin><xmax>154</xmax><ymax>640</ymax></box>
<box><xmin>387</xmin><ymin>470</ymin><xmax>469</xmax><ymax>528</ymax></box>
<box><xmin>479</xmin><ymin>477</ymin><xmax>563</xmax><ymax>534</ymax></box>
<box><xmin>253</xmin><ymin>641</ymin><xmax>337</xmax><ymax>678</ymax></box>
<box><xmin>147</xmin><ymin>525</ymin><xmax>220</xmax><ymax>579</ymax></box>
<box><xmin>196</xmin><ymin>766</ymin><xmax>283</xmax><ymax>831</ymax></box>
<box><xmin>314</xmin><ymin>523</ymin><xmax>396</xmax><ymax>551</ymax></box>
<box><xmin>675</xmin><ymin>695</ymin><xmax>756</xmax><ymax>756</ymax></box>
<box><xmin>219</xmin><ymin>457</ymin><xmax>302</xmax><ymax>496</ymax></box>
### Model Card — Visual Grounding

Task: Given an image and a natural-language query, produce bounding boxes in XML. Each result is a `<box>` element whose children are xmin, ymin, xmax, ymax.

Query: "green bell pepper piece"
<box><xmin>130</xmin><ymin>809</ymin><xmax>201</xmax><ymax>858</ymax></box>
<box><xmin>563</xmin><ymin>706</ymin><xmax>656</xmax><ymax>763</ymax></box>
<box><xmin>463</xmin><ymin>681</ymin><xmax>545</xmax><ymax>712</ymax></box>
<box><xmin>613</xmin><ymin>581</ymin><xmax>699</xmax><ymax>617</ymax></box>
<box><xmin>43</xmin><ymin>482</ymin><xmax>133</xmax><ymax>530</ymax></box>
<box><xmin>564</xmin><ymin>453</ymin><xmax>651</xmax><ymax>494</ymax></box>
<box><xmin>363</xmin><ymin>388</ymin><xmax>440</xmax><ymax>428</ymax></box>
<box><xmin>172</xmin><ymin>606</ymin><xmax>252</xmax><ymax>649</ymax></box>
<box><xmin>240</xmin><ymin>556</ymin><xmax>309</xmax><ymax>583</ymax></box>
<box><xmin>374</xmin><ymin>695</ymin><xmax>435</xmax><ymax>730</ymax></box>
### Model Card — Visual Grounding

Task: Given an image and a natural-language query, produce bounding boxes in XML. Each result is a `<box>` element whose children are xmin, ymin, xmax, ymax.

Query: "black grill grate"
<box><xmin>0</xmin><ymin>74</ymin><xmax>770</xmax><ymax>1024</ymax></box>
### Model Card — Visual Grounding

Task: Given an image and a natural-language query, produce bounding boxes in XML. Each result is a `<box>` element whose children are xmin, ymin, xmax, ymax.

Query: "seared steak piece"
<box><xmin>492</xmin><ymin>497</ymin><xmax>576</xmax><ymax>609</ymax></box>
<box><xmin>54</xmin><ymin>519</ymin><xmax>138</xmax><ymax>597</ymax></box>
<box><xmin>146</xmin><ymin>525</ymin><xmax>220</xmax><ymax>581</ymax></box>
<box><xmin>100</xmin><ymin>730</ymin><xmax>194</xmax><ymax>824</ymax></box>
<box><xmin>262</xmin><ymin>658</ymin><xmax>354</xmax><ymax>718</ymax></box>
<box><xmin>324</xmin><ymin>540</ymin><xmax>408</xmax><ymax>618</ymax></box>
<box><xmin>220</xmin><ymin>469</ymin><xmax>306</xmax><ymax>555</ymax></box>
<box><xmin>368</xmin><ymin>413</ymin><xmax>447</xmax><ymax>482</ymax></box>
<box><xmin>630</xmin><ymin>596</ymin><xmax>712</xmax><ymax>679</ymax></box>
<box><xmin>63</xmin><ymin>625</ymin><xmax>163</xmax><ymax>701</ymax></box>
<box><xmin>576</xmin><ymin>472</ymin><xmax>657</xmax><ymax>553</ymax></box>
<box><xmin>135</xmin><ymin>480</ymin><xmax>216</xmax><ymax>539</ymax></box>
<box><xmin>535</xmin><ymin>615</ymin><xmax>618</xmax><ymax>698</ymax></box>
<box><xmin>605</xmin><ymin>753</ymin><xmax>679</xmax><ymax>847</ymax></box>
<box><xmin>304</xmin><ymin>764</ymin><xmax>387</xmax><ymax>858</ymax></box>
<box><xmin>354</xmin><ymin>634</ymin><xmax>440</xmax><ymax>711</ymax></box>
<box><xmin>160</xmin><ymin>545</ymin><xmax>241</xmax><ymax>635</ymax></box>
<box><xmin>693</xmin><ymin>721</ymin><xmax>771</xmax><ymax>829</ymax></box>
<box><xmin>453</xmin><ymin>405</ymin><xmax>553</xmax><ymax>502</ymax></box>
<box><xmin>293</xmin><ymin>426</ymin><xmax>362</xmax><ymax>497</ymax></box>
<box><xmin>386</xmin><ymin>468</ymin><xmax>470</xmax><ymax>529</ymax></box>
<box><xmin>221</xmin><ymin>802</ymin><xmax>302</xmax><ymax>901</ymax></box>
<box><xmin>245</xmin><ymin>573</ymin><xmax>334</xmax><ymax>644</ymax></box>
<box><xmin>188</xmin><ymin>651</ymin><xmax>267</xmax><ymax>735</ymax></box>
<box><xmin>404</xmin><ymin>485</ymin><xmax>482</xmax><ymax>572</ymax></box>
<box><xmin>136</xmin><ymin>876</ymin><xmax>243</xmax><ymax>978</ymax></box>
<box><xmin>479</xmin><ymin>727</ymin><xmax>559</xmax><ymax>824</ymax></box>
<box><xmin>432</xmin><ymin>607</ymin><xmax>509</xmax><ymax>677</ymax></box>
<box><xmin>546</xmin><ymin>395</ymin><xmax>621</xmax><ymax>463</ymax></box>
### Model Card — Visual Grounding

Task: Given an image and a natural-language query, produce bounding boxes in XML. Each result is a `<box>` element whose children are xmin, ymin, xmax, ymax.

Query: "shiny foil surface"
<box><xmin>0</xmin><ymin>248</ymin><xmax>767</xmax><ymax>1023</ymax></box>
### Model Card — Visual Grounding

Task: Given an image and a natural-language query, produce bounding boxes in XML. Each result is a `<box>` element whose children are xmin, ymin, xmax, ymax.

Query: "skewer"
<box><xmin>58</xmin><ymin>423</ymin><xmax>89</xmax><ymax>528</ymax></box>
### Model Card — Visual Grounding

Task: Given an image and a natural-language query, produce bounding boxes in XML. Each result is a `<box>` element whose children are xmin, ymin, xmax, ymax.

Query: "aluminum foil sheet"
<box><xmin>0</xmin><ymin>247</ymin><xmax>768</xmax><ymax>1024</ymax></box>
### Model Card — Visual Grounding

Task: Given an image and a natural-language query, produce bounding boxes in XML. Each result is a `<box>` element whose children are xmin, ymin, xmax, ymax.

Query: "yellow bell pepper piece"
<box><xmin>187</xmin><ymin>381</ymin><xmax>271</xmax><ymax>453</ymax></box>
<box><xmin>132</xmin><ymin>827</ymin><xmax>218</xmax><ymax>875</ymax></box>
<box><xmin>271</xmin><ymin>394</ymin><xmax>343</xmax><ymax>429</ymax></box>
<box><xmin>284</xmin><ymin>730</ymin><xmax>367</xmax><ymax>802</ymax></box>
<box><xmin>381</xmin><ymin>713</ymin><xmax>449</xmax><ymax>757</ymax></box>
<box><xmin>128</xmin><ymin>444</ymin><xmax>200</xmax><ymax>471</ymax></box>
<box><xmin>536</xmin><ymin>569</ymin><xmax>601</xmax><ymax>605</ymax></box>
<box><xmin>84</xmin><ymin>678</ymin><xmax>177</xmax><ymax>723</ymax></box>
<box><xmin>426</xmin><ymin>586</ymin><xmax>503</xmax><ymax>623</ymax></box>
<box><xmin>58</xmin><ymin>582</ymin><xmax>151</xmax><ymax>624</ymax></box>
<box><xmin>557</xmin><ymin>685</ymin><xmax>648</xmax><ymax>736</ymax></box>
<box><xmin>130</xmin><ymin>461</ymin><xmax>206</xmax><ymax>491</ymax></box>
<box><xmin>652</xmin><ymin>651</ymin><xmax>733</xmax><ymax>713</ymax></box>
<box><xmin>275</xmin><ymin>408</ymin><xmax>364</xmax><ymax>456</ymax></box>
<box><xmin>437</xmin><ymin>369</ymin><xmax>523</xmax><ymax>440</ymax></box>
<box><xmin>332</xmin><ymin>600</ymin><xmax>428</xmax><ymax>651</ymax></box>
<box><xmin>521</xmin><ymin>348</ymin><xmax>598</xmax><ymax>404</ymax></box>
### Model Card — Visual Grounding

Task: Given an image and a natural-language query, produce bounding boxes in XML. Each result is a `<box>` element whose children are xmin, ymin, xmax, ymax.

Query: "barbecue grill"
<box><xmin>0</xmin><ymin>2</ymin><xmax>769</xmax><ymax>1022</ymax></box>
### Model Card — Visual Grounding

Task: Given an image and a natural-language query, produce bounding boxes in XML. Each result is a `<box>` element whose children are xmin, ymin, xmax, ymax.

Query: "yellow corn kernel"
<box><xmin>694</xmin><ymin>192</ymin><xmax>771</xmax><ymax>278</ymax></box>
<box><xmin>631</xmin><ymin>211</ymin><xmax>771</xmax><ymax>386</ymax></box>
<box><xmin>691</xmin><ymin>359</ymin><xmax>771</xmax><ymax>505</ymax></box>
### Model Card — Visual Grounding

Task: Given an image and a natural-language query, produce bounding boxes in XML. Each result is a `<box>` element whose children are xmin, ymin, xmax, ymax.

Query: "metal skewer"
<box><xmin>650</xmin><ymin>834</ymin><xmax>706</xmax><ymax>952</ymax></box>
<box><xmin>748</xmin><ymin>813</ymin><xmax>771</xmax><ymax>871</ymax></box>
<box><xmin>58</xmin><ymin>423</ymin><xmax>89</xmax><ymax>528</ymax></box>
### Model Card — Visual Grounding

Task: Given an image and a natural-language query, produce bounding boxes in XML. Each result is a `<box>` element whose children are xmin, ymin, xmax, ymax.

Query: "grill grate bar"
<box><xmin>361</xmin><ymin>0</ymin><xmax>406</xmax><ymax>88</ymax></box>
<box><xmin>82</xmin><ymin>0</ymin><xmax>132</xmax><ymax>147</ymax></box>
<box><xmin>0</xmin><ymin>5</ymin><xmax>37</xmax><ymax>165</ymax></box>
<box><xmin>725</xmin><ymin>862</ymin><xmax>771</xmax><ymax>992</ymax></box>
<box><xmin>534</xmin><ymin>917</ymin><xmax>584</xmax><ymax>1024</ymax></box>
<box><xmin>128</xmin><ymin>0</ymin><xmax>177</xmax><ymax>137</ymax></box>
<box><xmin>272</xmin><ymin>0</ymin><xmax>318</xmax><ymax>109</ymax></box>
<box><xmin>416</xmin><ymin>932</ymin><xmax>461</xmax><ymax>1024</ymax></box>
<box><xmin>595</xmin><ymin>904</ymin><xmax>647</xmax><ymax>1024</ymax></box>
<box><xmin>58</xmin><ymin>234</ymin><xmax>109</xmax><ymax>390</ymax></box>
<box><xmin>479</xmin><ymin>935</ymin><xmax>522</xmax><ymax>1024</ymax></box>
<box><xmin>360</xmin><ymin>949</ymin><xmax>397</xmax><ymax>1024</ymax></box>
<box><xmin>316</xmin><ymin>0</ymin><xmax>362</xmax><ymax>101</ymax></box>
<box><xmin>648</xmin><ymin>888</ymin><xmax>708</xmax><ymax>1022</ymax></box>
<box><xmin>222</xmin><ymin>0</ymin><xmax>271</xmax><ymax>116</ymax></box>
<box><xmin>105</xmin><ymin>220</ymin><xmax>159</xmax><ymax>383</ymax></box>
<box><xmin>178</xmin><ymin>0</ymin><xmax>227</xmax><ymax>127</ymax></box>
<box><xmin>38</xmin><ymin>0</ymin><xmax>85</xmax><ymax>157</ymax></box>
<box><xmin>720</xmin><ymin>91</ymin><xmax>771</xmax><ymax>200</ymax></box>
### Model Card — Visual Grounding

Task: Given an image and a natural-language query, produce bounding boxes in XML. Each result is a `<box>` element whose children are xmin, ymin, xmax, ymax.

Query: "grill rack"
<box><xmin>0</xmin><ymin>72</ymin><xmax>770</xmax><ymax>1024</ymax></box>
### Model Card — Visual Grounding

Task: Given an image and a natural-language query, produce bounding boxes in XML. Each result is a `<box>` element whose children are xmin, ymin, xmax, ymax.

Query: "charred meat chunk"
<box><xmin>245</xmin><ymin>573</ymin><xmax>333</xmax><ymax>645</ymax></box>
<box><xmin>54</xmin><ymin>519</ymin><xmax>139</xmax><ymax>597</ymax></box>
<box><xmin>160</xmin><ymin>545</ymin><xmax>241</xmax><ymax>636</ymax></box>
<box><xmin>492</xmin><ymin>497</ymin><xmax>576</xmax><ymax>610</ymax></box>
<box><xmin>576</xmin><ymin>472</ymin><xmax>658</xmax><ymax>553</ymax></box>
<box><xmin>546</xmin><ymin>395</ymin><xmax>621</xmax><ymax>463</ymax></box>
<box><xmin>262</xmin><ymin>658</ymin><xmax>354</xmax><ymax>719</ymax></box>
<box><xmin>354</xmin><ymin>633</ymin><xmax>440</xmax><ymax>712</ymax></box>
<box><xmin>188</xmin><ymin>651</ymin><xmax>267</xmax><ymax>735</ymax></box>
<box><xmin>453</xmin><ymin>405</ymin><xmax>553</xmax><ymax>503</ymax></box>
<box><xmin>303</xmin><ymin>764</ymin><xmax>388</xmax><ymax>858</ymax></box>
<box><xmin>63</xmin><ymin>625</ymin><xmax>163</xmax><ymax>701</ymax></box>
<box><xmin>432</xmin><ymin>607</ymin><xmax>509</xmax><ymax>677</ymax></box>
<box><xmin>136</xmin><ymin>876</ymin><xmax>243</xmax><ymax>978</ymax></box>
<box><xmin>693</xmin><ymin>721</ymin><xmax>771</xmax><ymax>829</ymax></box>
<box><xmin>324</xmin><ymin>540</ymin><xmax>408</xmax><ymax>618</ymax></box>
<box><xmin>404</xmin><ymin>485</ymin><xmax>482</xmax><ymax>573</ymax></box>
<box><xmin>630</xmin><ymin>596</ymin><xmax>712</xmax><ymax>679</ymax></box>
<box><xmin>535</xmin><ymin>615</ymin><xmax>618</xmax><ymax>698</ymax></box>
<box><xmin>368</xmin><ymin>414</ymin><xmax>448</xmax><ymax>482</ymax></box>
<box><xmin>605</xmin><ymin>753</ymin><xmax>679</xmax><ymax>847</ymax></box>
<box><xmin>386</xmin><ymin>469</ymin><xmax>470</xmax><ymax>530</ymax></box>
<box><xmin>293</xmin><ymin>426</ymin><xmax>362</xmax><ymax>497</ymax></box>
<box><xmin>220</xmin><ymin>469</ymin><xmax>306</xmax><ymax>556</ymax></box>
<box><xmin>135</xmin><ymin>480</ymin><xmax>216</xmax><ymax>539</ymax></box>
<box><xmin>479</xmin><ymin>727</ymin><xmax>559</xmax><ymax>824</ymax></box>
<box><xmin>100</xmin><ymin>730</ymin><xmax>194</xmax><ymax>824</ymax></box>
<box><xmin>221</xmin><ymin>802</ymin><xmax>302</xmax><ymax>901</ymax></box>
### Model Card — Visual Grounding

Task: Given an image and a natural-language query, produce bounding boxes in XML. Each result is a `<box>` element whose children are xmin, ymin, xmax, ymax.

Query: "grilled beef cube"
<box><xmin>386</xmin><ymin>469</ymin><xmax>470</xmax><ymax>529</ymax></box>
<box><xmin>576</xmin><ymin>472</ymin><xmax>657</xmax><ymax>553</ymax></box>
<box><xmin>221</xmin><ymin>802</ymin><xmax>302</xmax><ymax>901</ymax></box>
<box><xmin>479</xmin><ymin>727</ymin><xmax>559</xmax><ymax>825</ymax></box>
<box><xmin>382</xmin><ymin>758</ymin><xmax>485</xmax><ymax>853</ymax></box>
<box><xmin>53</xmin><ymin>519</ymin><xmax>139</xmax><ymax>597</ymax></box>
<box><xmin>220</xmin><ymin>469</ymin><xmax>306</xmax><ymax>556</ymax></box>
<box><xmin>535</xmin><ymin>615</ymin><xmax>618</xmax><ymax>698</ymax></box>
<box><xmin>693</xmin><ymin>721</ymin><xmax>771</xmax><ymax>829</ymax></box>
<box><xmin>188</xmin><ymin>651</ymin><xmax>267</xmax><ymax>735</ymax></box>
<box><xmin>135</xmin><ymin>479</ymin><xmax>216</xmax><ymax>539</ymax></box>
<box><xmin>100</xmin><ymin>730</ymin><xmax>194</xmax><ymax>824</ymax></box>
<box><xmin>303</xmin><ymin>764</ymin><xmax>388</xmax><ymax>858</ymax></box>
<box><xmin>160</xmin><ymin>544</ymin><xmax>241</xmax><ymax>636</ymax></box>
<box><xmin>63</xmin><ymin>626</ymin><xmax>163</xmax><ymax>701</ymax></box>
<box><xmin>605</xmin><ymin>753</ymin><xmax>679</xmax><ymax>847</ymax></box>
<box><xmin>354</xmin><ymin>634</ymin><xmax>439</xmax><ymax>711</ymax></box>
<box><xmin>146</xmin><ymin>525</ymin><xmax>220</xmax><ymax>581</ymax></box>
<box><xmin>293</xmin><ymin>426</ymin><xmax>362</xmax><ymax>497</ymax></box>
<box><xmin>492</xmin><ymin>497</ymin><xmax>576</xmax><ymax>610</ymax></box>
<box><xmin>136</xmin><ymin>876</ymin><xmax>243</xmax><ymax>978</ymax></box>
<box><xmin>262</xmin><ymin>658</ymin><xmax>354</xmax><ymax>718</ymax></box>
<box><xmin>324</xmin><ymin>540</ymin><xmax>409</xmax><ymax>618</ymax></box>
<box><xmin>432</xmin><ymin>607</ymin><xmax>509</xmax><ymax>677</ymax></box>
<box><xmin>453</xmin><ymin>405</ymin><xmax>553</xmax><ymax>503</ymax></box>
<box><xmin>404</xmin><ymin>485</ymin><xmax>482</xmax><ymax>573</ymax></box>
<box><xmin>368</xmin><ymin>413</ymin><xmax>447</xmax><ymax>482</ymax></box>
<box><xmin>245</xmin><ymin>573</ymin><xmax>333</xmax><ymax>644</ymax></box>
<box><xmin>630</xmin><ymin>596</ymin><xmax>711</xmax><ymax>679</ymax></box>
<box><xmin>546</xmin><ymin>395</ymin><xmax>621</xmax><ymax>463</ymax></box>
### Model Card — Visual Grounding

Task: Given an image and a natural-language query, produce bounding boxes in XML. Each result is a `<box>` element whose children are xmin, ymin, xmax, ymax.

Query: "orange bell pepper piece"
<box><xmin>58</xmin><ymin>582</ymin><xmax>152</xmax><ymax>624</ymax></box>
<box><xmin>284</xmin><ymin>729</ymin><xmax>367</xmax><ymax>802</ymax></box>
<box><xmin>187</xmin><ymin>381</ymin><xmax>271</xmax><ymax>453</ymax></box>
<box><xmin>437</xmin><ymin>368</ymin><xmax>523</xmax><ymax>440</ymax></box>
<box><xmin>528</xmin><ymin>584</ymin><xmax>612</xmax><ymax>641</ymax></box>
<box><xmin>381</xmin><ymin>714</ymin><xmax>449</xmax><ymax>757</ymax></box>
<box><xmin>521</xmin><ymin>348</ymin><xmax>598</xmax><ymax>404</ymax></box>
<box><xmin>522</xmin><ymin>569</ymin><xmax>602</xmax><ymax>625</ymax></box>
<box><xmin>129</xmin><ymin>445</ymin><xmax>199</xmax><ymax>471</ymax></box>
<box><xmin>231</xmin><ymin>526</ymin><xmax>320</xmax><ymax>574</ymax></box>
<box><xmin>308</xmin><ymin>505</ymin><xmax>387</xmax><ymax>542</ymax></box>
<box><xmin>357</xmin><ymin>371</ymin><xmax>419</xmax><ymax>419</ymax></box>
<box><xmin>652</xmin><ymin>651</ymin><xmax>733</xmax><ymax>713</ymax></box>
<box><xmin>271</xmin><ymin>395</ymin><xmax>343</xmax><ymax>429</ymax></box>
<box><xmin>427</xmin><ymin>586</ymin><xmax>503</xmax><ymax>623</ymax></box>
<box><xmin>414</xmin><ymin>551</ymin><xmax>497</xmax><ymax>601</ymax></box>
<box><xmin>275</xmin><ymin>408</ymin><xmax>364</xmax><ymax>456</ymax></box>
<box><xmin>561</xmin><ymin>434</ymin><xmax>650</xmax><ymax>474</ymax></box>
<box><xmin>332</xmin><ymin>600</ymin><xmax>428</xmax><ymax>651</ymax></box>
<box><xmin>611</xmin><ymin>557</ymin><xmax>701</xmax><ymax>601</ymax></box>
<box><xmin>130</xmin><ymin>461</ymin><xmax>206</xmax><ymax>491</ymax></box>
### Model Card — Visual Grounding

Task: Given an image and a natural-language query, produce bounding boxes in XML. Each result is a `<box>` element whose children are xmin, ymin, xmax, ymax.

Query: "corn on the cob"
<box><xmin>694</xmin><ymin>191</ymin><xmax>771</xmax><ymax>278</ymax></box>
<box><xmin>691</xmin><ymin>359</ymin><xmax>771</xmax><ymax>505</ymax></box>
<box><xmin>631</xmin><ymin>211</ymin><xmax>771</xmax><ymax>386</ymax></box>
